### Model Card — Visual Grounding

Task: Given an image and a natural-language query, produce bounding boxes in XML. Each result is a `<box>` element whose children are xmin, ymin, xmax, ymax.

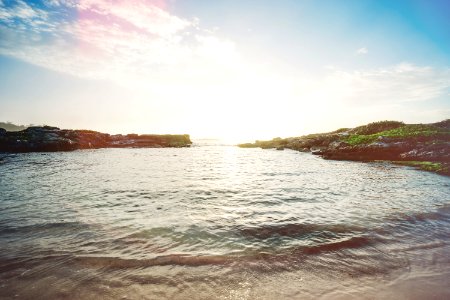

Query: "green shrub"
<box><xmin>344</xmin><ymin>124</ymin><xmax>449</xmax><ymax>146</ymax></box>
<box><xmin>350</xmin><ymin>121</ymin><xmax>404</xmax><ymax>135</ymax></box>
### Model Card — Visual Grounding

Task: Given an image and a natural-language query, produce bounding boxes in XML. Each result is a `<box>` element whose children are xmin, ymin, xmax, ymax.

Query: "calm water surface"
<box><xmin>0</xmin><ymin>145</ymin><xmax>449</xmax><ymax>299</ymax></box>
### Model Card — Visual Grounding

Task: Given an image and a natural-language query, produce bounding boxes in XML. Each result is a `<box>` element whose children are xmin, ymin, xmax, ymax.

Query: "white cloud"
<box><xmin>356</xmin><ymin>47</ymin><xmax>368</xmax><ymax>55</ymax></box>
<box><xmin>0</xmin><ymin>0</ymin><xmax>48</xmax><ymax>22</ymax></box>
<box><xmin>0</xmin><ymin>0</ymin><xmax>239</xmax><ymax>84</ymax></box>
<box><xmin>323</xmin><ymin>63</ymin><xmax>450</xmax><ymax>105</ymax></box>
<box><xmin>0</xmin><ymin>1</ymin><xmax>448</xmax><ymax>140</ymax></box>
<box><xmin>77</xmin><ymin>0</ymin><xmax>190</xmax><ymax>36</ymax></box>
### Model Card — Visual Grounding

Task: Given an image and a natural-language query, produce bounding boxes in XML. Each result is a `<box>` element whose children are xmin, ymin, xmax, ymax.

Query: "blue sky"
<box><xmin>172</xmin><ymin>0</ymin><xmax>450</xmax><ymax>66</ymax></box>
<box><xmin>0</xmin><ymin>0</ymin><xmax>449</xmax><ymax>141</ymax></box>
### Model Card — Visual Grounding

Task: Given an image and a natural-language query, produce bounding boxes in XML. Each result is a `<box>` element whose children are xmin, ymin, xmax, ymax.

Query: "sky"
<box><xmin>0</xmin><ymin>0</ymin><xmax>449</xmax><ymax>142</ymax></box>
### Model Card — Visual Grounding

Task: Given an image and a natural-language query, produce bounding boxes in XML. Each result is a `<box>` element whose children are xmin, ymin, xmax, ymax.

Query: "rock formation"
<box><xmin>238</xmin><ymin>120</ymin><xmax>450</xmax><ymax>176</ymax></box>
<box><xmin>0</xmin><ymin>126</ymin><xmax>192</xmax><ymax>153</ymax></box>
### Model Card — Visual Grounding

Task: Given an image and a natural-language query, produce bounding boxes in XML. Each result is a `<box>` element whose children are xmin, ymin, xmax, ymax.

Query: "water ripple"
<box><xmin>0</xmin><ymin>146</ymin><xmax>449</xmax><ymax>299</ymax></box>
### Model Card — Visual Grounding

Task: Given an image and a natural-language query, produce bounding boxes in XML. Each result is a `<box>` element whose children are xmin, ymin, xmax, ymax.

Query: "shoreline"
<box><xmin>238</xmin><ymin>120</ymin><xmax>450</xmax><ymax>176</ymax></box>
<box><xmin>2</xmin><ymin>120</ymin><xmax>449</xmax><ymax>176</ymax></box>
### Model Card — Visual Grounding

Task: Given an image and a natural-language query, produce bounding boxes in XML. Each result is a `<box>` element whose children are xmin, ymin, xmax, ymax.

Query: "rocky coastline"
<box><xmin>239</xmin><ymin>120</ymin><xmax>450</xmax><ymax>176</ymax></box>
<box><xmin>0</xmin><ymin>126</ymin><xmax>192</xmax><ymax>153</ymax></box>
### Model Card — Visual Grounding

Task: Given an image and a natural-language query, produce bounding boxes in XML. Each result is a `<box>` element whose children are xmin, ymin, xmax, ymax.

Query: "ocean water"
<box><xmin>0</xmin><ymin>145</ymin><xmax>449</xmax><ymax>299</ymax></box>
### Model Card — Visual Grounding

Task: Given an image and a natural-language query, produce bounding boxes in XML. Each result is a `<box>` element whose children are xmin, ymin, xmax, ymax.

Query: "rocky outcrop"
<box><xmin>0</xmin><ymin>126</ymin><xmax>192</xmax><ymax>153</ymax></box>
<box><xmin>317</xmin><ymin>136</ymin><xmax>450</xmax><ymax>161</ymax></box>
<box><xmin>238</xmin><ymin>120</ymin><xmax>450</xmax><ymax>176</ymax></box>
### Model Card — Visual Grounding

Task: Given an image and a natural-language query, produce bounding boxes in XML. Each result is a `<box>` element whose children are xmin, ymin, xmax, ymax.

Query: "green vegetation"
<box><xmin>380</xmin><ymin>124</ymin><xmax>448</xmax><ymax>137</ymax></box>
<box><xmin>345</xmin><ymin>134</ymin><xmax>379</xmax><ymax>145</ymax></box>
<box><xmin>393</xmin><ymin>161</ymin><xmax>444</xmax><ymax>172</ymax></box>
<box><xmin>349</xmin><ymin>120</ymin><xmax>404</xmax><ymax>135</ymax></box>
<box><xmin>331</xmin><ymin>128</ymin><xmax>350</xmax><ymax>134</ymax></box>
<box><xmin>344</xmin><ymin>124</ymin><xmax>450</xmax><ymax>146</ymax></box>
<box><xmin>237</xmin><ymin>119</ymin><xmax>449</xmax><ymax>176</ymax></box>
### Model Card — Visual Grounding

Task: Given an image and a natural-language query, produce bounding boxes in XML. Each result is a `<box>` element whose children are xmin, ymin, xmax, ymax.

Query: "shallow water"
<box><xmin>0</xmin><ymin>145</ymin><xmax>449</xmax><ymax>299</ymax></box>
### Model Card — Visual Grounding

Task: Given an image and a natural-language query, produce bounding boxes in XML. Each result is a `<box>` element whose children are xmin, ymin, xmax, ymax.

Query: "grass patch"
<box><xmin>343</xmin><ymin>124</ymin><xmax>450</xmax><ymax>146</ymax></box>
<box><xmin>350</xmin><ymin>120</ymin><xmax>404</xmax><ymax>135</ymax></box>
<box><xmin>380</xmin><ymin>124</ymin><xmax>446</xmax><ymax>137</ymax></box>
<box><xmin>345</xmin><ymin>135</ymin><xmax>378</xmax><ymax>145</ymax></box>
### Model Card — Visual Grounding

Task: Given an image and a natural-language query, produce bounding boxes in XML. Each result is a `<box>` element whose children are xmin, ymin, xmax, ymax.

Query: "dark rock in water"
<box><xmin>276</xmin><ymin>146</ymin><xmax>284</xmax><ymax>151</ymax></box>
<box><xmin>26</xmin><ymin>126</ymin><xmax>60</xmax><ymax>132</ymax></box>
<box><xmin>0</xmin><ymin>126</ymin><xmax>192</xmax><ymax>153</ymax></box>
<box><xmin>319</xmin><ymin>136</ymin><xmax>450</xmax><ymax>163</ymax></box>
<box><xmin>237</xmin><ymin>143</ymin><xmax>259</xmax><ymax>148</ymax></box>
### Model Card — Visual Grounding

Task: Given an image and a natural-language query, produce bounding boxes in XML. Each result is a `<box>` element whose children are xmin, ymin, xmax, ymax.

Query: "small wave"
<box><xmin>0</xmin><ymin>222</ymin><xmax>87</xmax><ymax>235</ymax></box>
<box><xmin>301</xmin><ymin>236</ymin><xmax>373</xmax><ymax>255</ymax></box>
<box><xmin>391</xmin><ymin>241</ymin><xmax>447</xmax><ymax>252</ymax></box>
<box><xmin>239</xmin><ymin>223</ymin><xmax>364</xmax><ymax>239</ymax></box>
<box><xmin>124</xmin><ymin>227</ymin><xmax>175</xmax><ymax>239</ymax></box>
<box><xmin>386</xmin><ymin>206</ymin><xmax>450</xmax><ymax>225</ymax></box>
<box><xmin>73</xmin><ymin>236</ymin><xmax>374</xmax><ymax>269</ymax></box>
<box><xmin>74</xmin><ymin>254</ymin><xmax>232</xmax><ymax>268</ymax></box>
